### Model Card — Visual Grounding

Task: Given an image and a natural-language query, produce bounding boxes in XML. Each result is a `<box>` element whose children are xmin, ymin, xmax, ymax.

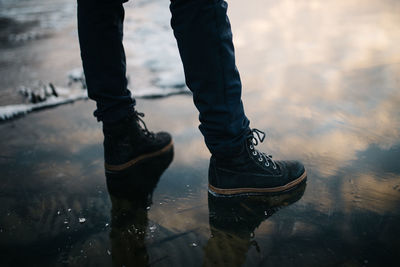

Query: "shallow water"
<box><xmin>1</xmin><ymin>0</ymin><xmax>400</xmax><ymax>266</ymax></box>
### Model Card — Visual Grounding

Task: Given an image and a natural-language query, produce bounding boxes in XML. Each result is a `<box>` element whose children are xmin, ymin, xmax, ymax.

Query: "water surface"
<box><xmin>0</xmin><ymin>0</ymin><xmax>400</xmax><ymax>266</ymax></box>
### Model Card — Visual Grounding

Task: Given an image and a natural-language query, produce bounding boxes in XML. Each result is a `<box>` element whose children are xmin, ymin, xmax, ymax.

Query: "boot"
<box><xmin>103</xmin><ymin>111</ymin><xmax>173</xmax><ymax>172</ymax></box>
<box><xmin>209</xmin><ymin>129</ymin><xmax>306</xmax><ymax>196</ymax></box>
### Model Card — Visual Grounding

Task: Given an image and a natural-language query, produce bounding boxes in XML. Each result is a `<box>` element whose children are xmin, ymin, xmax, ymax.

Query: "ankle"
<box><xmin>212</xmin><ymin>143</ymin><xmax>246</xmax><ymax>161</ymax></box>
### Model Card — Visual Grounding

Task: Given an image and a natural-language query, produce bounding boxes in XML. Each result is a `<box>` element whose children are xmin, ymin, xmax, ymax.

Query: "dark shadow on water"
<box><xmin>204</xmin><ymin>183</ymin><xmax>306</xmax><ymax>267</ymax></box>
<box><xmin>106</xmin><ymin>148</ymin><xmax>174</xmax><ymax>267</ymax></box>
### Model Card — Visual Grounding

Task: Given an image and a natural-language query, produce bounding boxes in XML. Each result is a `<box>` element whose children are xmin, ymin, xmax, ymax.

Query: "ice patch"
<box><xmin>133</xmin><ymin>86</ymin><xmax>190</xmax><ymax>98</ymax></box>
<box><xmin>19</xmin><ymin>82</ymin><xmax>60</xmax><ymax>103</ymax></box>
<box><xmin>0</xmin><ymin>88</ymin><xmax>87</xmax><ymax>121</ymax></box>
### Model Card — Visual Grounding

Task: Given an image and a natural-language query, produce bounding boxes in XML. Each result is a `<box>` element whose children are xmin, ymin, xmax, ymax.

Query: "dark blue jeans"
<box><xmin>78</xmin><ymin>0</ymin><xmax>250</xmax><ymax>156</ymax></box>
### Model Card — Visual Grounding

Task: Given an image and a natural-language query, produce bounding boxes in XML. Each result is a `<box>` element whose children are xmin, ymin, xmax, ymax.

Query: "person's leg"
<box><xmin>77</xmin><ymin>0</ymin><xmax>173</xmax><ymax>171</ymax></box>
<box><xmin>170</xmin><ymin>0</ymin><xmax>250</xmax><ymax>156</ymax></box>
<box><xmin>77</xmin><ymin>0</ymin><xmax>134</xmax><ymax>124</ymax></box>
<box><xmin>170</xmin><ymin>0</ymin><xmax>306</xmax><ymax>195</ymax></box>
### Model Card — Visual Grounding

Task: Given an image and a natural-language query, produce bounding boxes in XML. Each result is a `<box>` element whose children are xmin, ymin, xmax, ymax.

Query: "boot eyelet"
<box><xmin>273</xmin><ymin>165</ymin><xmax>277</xmax><ymax>169</ymax></box>
<box><xmin>252</xmin><ymin>151</ymin><xmax>257</xmax><ymax>156</ymax></box>
<box><xmin>249</xmin><ymin>145</ymin><xmax>253</xmax><ymax>149</ymax></box>
<box><xmin>258</xmin><ymin>157</ymin><xmax>263</xmax><ymax>162</ymax></box>
<box><xmin>265</xmin><ymin>162</ymin><xmax>269</xmax><ymax>167</ymax></box>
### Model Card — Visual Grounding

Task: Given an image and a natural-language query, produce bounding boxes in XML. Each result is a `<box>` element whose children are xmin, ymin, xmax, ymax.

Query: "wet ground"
<box><xmin>1</xmin><ymin>0</ymin><xmax>400</xmax><ymax>266</ymax></box>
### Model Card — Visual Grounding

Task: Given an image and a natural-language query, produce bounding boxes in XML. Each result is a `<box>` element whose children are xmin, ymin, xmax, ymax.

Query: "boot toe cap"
<box><xmin>285</xmin><ymin>160</ymin><xmax>306</xmax><ymax>179</ymax></box>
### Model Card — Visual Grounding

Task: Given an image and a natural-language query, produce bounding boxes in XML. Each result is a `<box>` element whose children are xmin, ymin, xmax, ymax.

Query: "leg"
<box><xmin>77</xmin><ymin>0</ymin><xmax>173</xmax><ymax>171</ymax></box>
<box><xmin>170</xmin><ymin>0</ymin><xmax>306</xmax><ymax>195</ymax></box>
<box><xmin>77</xmin><ymin>0</ymin><xmax>134</xmax><ymax>124</ymax></box>
<box><xmin>170</xmin><ymin>0</ymin><xmax>250</xmax><ymax>156</ymax></box>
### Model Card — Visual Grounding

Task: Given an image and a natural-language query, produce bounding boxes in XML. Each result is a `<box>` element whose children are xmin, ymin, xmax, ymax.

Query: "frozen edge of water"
<box><xmin>0</xmin><ymin>86</ymin><xmax>191</xmax><ymax>122</ymax></box>
<box><xmin>133</xmin><ymin>86</ymin><xmax>191</xmax><ymax>99</ymax></box>
<box><xmin>0</xmin><ymin>89</ymin><xmax>87</xmax><ymax>121</ymax></box>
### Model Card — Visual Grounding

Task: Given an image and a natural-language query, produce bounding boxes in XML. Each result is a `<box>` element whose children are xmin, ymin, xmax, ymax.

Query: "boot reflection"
<box><xmin>106</xmin><ymin>149</ymin><xmax>173</xmax><ymax>267</ymax></box>
<box><xmin>204</xmin><ymin>182</ymin><xmax>306</xmax><ymax>267</ymax></box>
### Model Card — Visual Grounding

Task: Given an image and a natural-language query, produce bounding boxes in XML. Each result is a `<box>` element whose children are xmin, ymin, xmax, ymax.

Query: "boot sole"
<box><xmin>208</xmin><ymin>170</ymin><xmax>307</xmax><ymax>196</ymax></box>
<box><xmin>105</xmin><ymin>140</ymin><xmax>174</xmax><ymax>172</ymax></box>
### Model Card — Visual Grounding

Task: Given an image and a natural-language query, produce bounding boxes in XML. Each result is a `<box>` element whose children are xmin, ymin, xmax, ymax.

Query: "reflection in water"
<box><xmin>204</xmin><ymin>183</ymin><xmax>306</xmax><ymax>267</ymax></box>
<box><xmin>106</xmin><ymin>148</ymin><xmax>174</xmax><ymax>267</ymax></box>
<box><xmin>0</xmin><ymin>0</ymin><xmax>399</xmax><ymax>265</ymax></box>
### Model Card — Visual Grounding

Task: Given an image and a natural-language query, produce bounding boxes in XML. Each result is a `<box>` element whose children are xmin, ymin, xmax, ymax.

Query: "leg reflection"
<box><xmin>106</xmin><ymin>148</ymin><xmax>173</xmax><ymax>267</ymax></box>
<box><xmin>204</xmin><ymin>182</ymin><xmax>306</xmax><ymax>267</ymax></box>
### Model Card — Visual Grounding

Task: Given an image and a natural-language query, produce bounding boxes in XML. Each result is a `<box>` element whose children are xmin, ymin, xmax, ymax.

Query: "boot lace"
<box><xmin>133</xmin><ymin>111</ymin><xmax>155</xmax><ymax>138</ymax></box>
<box><xmin>247</xmin><ymin>129</ymin><xmax>277</xmax><ymax>169</ymax></box>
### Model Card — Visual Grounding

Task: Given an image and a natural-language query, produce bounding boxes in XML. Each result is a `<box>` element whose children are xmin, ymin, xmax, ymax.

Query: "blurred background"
<box><xmin>0</xmin><ymin>0</ymin><xmax>399</xmax><ymax>266</ymax></box>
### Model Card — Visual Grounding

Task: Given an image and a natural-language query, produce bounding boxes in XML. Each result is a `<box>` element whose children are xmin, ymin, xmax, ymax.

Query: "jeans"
<box><xmin>77</xmin><ymin>0</ymin><xmax>250</xmax><ymax>156</ymax></box>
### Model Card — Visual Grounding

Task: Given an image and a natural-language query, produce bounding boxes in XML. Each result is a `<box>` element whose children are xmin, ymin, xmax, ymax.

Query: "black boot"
<box><xmin>208</xmin><ymin>129</ymin><xmax>306</xmax><ymax>196</ymax></box>
<box><xmin>103</xmin><ymin>111</ymin><xmax>173</xmax><ymax>173</ymax></box>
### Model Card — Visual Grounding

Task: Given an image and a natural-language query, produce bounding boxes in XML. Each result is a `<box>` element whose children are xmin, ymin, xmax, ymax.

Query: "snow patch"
<box><xmin>0</xmin><ymin>88</ymin><xmax>87</xmax><ymax>121</ymax></box>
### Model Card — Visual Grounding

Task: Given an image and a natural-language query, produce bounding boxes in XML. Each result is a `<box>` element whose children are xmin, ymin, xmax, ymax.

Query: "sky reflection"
<box><xmin>0</xmin><ymin>0</ymin><xmax>399</xmax><ymax>265</ymax></box>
